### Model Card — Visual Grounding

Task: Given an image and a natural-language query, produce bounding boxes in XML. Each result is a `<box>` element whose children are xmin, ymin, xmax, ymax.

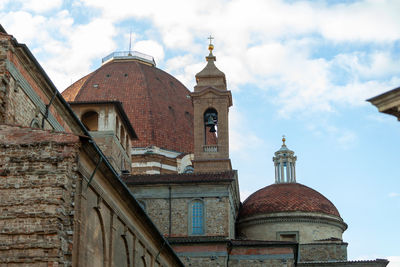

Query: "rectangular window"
<box><xmin>192</xmin><ymin>201</ymin><xmax>203</xmax><ymax>234</ymax></box>
<box><xmin>277</xmin><ymin>231</ymin><xmax>299</xmax><ymax>242</ymax></box>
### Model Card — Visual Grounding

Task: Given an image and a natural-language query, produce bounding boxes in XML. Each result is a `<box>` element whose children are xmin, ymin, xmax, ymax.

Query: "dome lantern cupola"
<box><xmin>273</xmin><ymin>136</ymin><xmax>297</xmax><ymax>183</ymax></box>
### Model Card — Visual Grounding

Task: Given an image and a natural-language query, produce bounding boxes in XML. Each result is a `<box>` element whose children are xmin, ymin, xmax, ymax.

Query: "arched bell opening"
<box><xmin>81</xmin><ymin>111</ymin><xmax>99</xmax><ymax>131</ymax></box>
<box><xmin>203</xmin><ymin>108</ymin><xmax>218</xmax><ymax>145</ymax></box>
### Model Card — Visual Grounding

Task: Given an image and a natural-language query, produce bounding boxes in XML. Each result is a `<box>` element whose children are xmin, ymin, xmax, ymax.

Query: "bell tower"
<box><xmin>190</xmin><ymin>38</ymin><xmax>233</xmax><ymax>172</ymax></box>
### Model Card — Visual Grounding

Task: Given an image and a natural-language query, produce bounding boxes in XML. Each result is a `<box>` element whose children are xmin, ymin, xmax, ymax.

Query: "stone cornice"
<box><xmin>238</xmin><ymin>213</ymin><xmax>348</xmax><ymax>231</ymax></box>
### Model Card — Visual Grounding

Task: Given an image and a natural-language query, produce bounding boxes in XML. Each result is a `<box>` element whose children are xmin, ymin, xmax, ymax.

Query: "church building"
<box><xmin>0</xmin><ymin>24</ymin><xmax>390</xmax><ymax>267</ymax></box>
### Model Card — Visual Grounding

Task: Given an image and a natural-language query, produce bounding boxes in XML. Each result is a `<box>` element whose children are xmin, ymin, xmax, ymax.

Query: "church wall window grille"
<box><xmin>190</xmin><ymin>199</ymin><xmax>204</xmax><ymax>235</ymax></box>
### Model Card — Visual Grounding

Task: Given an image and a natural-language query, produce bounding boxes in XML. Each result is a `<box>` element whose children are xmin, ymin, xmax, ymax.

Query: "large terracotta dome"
<box><xmin>239</xmin><ymin>183</ymin><xmax>341</xmax><ymax>219</ymax></box>
<box><xmin>62</xmin><ymin>55</ymin><xmax>194</xmax><ymax>153</ymax></box>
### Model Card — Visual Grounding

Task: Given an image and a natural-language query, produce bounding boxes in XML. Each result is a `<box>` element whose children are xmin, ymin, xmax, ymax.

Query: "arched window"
<box><xmin>190</xmin><ymin>200</ymin><xmax>204</xmax><ymax>235</ymax></box>
<box><xmin>203</xmin><ymin>108</ymin><xmax>218</xmax><ymax>145</ymax></box>
<box><xmin>81</xmin><ymin>111</ymin><xmax>99</xmax><ymax>131</ymax></box>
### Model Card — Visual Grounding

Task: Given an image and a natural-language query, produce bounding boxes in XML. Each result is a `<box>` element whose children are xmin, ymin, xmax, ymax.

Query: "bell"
<box><xmin>209</xmin><ymin>125</ymin><xmax>217</xmax><ymax>133</ymax></box>
<box><xmin>205</xmin><ymin>115</ymin><xmax>215</xmax><ymax>127</ymax></box>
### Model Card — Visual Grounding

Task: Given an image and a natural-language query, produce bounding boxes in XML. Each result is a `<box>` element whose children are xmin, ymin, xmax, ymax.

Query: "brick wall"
<box><xmin>0</xmin><ymin>125</ymin><xmax>80</xmax><ymax>266</ymax></box>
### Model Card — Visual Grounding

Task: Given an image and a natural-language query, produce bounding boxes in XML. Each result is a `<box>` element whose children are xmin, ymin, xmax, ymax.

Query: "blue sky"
<box><xmin>1</xmin><ymin>0</ymin><xmax>399</xmax><ymax>264</ymax></box>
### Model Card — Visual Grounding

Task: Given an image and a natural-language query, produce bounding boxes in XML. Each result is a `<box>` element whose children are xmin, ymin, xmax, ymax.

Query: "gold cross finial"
<box><xmin>208</xmin><ymin>35</ymin><xmax>214</xmax><ymax>45</ymax></box>
<box><xmin>282</xmin><ymin>135</ymin><xmax>286</xmax><ymax>145</ymax></box>
<box><xmin>208</xmin><ymin>35</ymin><xmax>214</xmax><ymax>52</ymax></box>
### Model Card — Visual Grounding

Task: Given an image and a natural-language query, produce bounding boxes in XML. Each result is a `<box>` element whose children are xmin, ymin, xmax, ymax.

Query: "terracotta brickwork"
<box><xmin>0</xmin><ymin>35</ymin><xmax>9</xmax><ymax>123</ymax></box>
<box><xmin>0</xmin><ymin>28</ymin><xmax>183</xmax><ymax>267</ymax></box>
<box><xmin>0</xmin><ymin>125</ymin><xmax>80</xmax><ymax>266</ymax></box>
<box><xmin>190</xmin><ymin>48</ymin><xmax>233</xmax><ymax>173</ymax></box>
<box><xmin>0</xmin><ymin>32</ymin><xmax>74</xmax><ymax>132</ymax></box>
<box><xmin>240</xmin><ymin>183</ymin><xmax>341</xmax><ymax>218</ymax></box>
<box><xmin>62</xmin><ymin>60</ymin><xmax>194</xmax><ymax>154</ymax></box>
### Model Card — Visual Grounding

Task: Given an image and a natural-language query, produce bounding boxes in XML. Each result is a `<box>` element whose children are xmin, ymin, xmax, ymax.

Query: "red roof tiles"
<box><xmin>239</xmin><ymin>183</ymin><xmax>340</xmax><ymax>218</ymax></box>
<box><xmin>62</xmin><ymin>59</ymin><xmax>194</xmax><ymax>153</ymax></box>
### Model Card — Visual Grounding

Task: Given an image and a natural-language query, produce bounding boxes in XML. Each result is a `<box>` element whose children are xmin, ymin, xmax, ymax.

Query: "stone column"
<box><xmin>286</xmin><ymin>161</ymin><xmax>291</xmax><ymax>183</ymax></box>
<box><xmin>293</xmin><ymin>162</ymin><xmax>296</xmax><ymax>182</ymax></box>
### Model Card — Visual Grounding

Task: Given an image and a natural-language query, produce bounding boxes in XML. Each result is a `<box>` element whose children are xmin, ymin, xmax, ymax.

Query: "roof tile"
<box><xmin>62</xmin><ymin>60</ymin><xmax>194</xmax><ymax>153</ymax></box>
<box><xmin>239</xmin><ymin>183</ymin><xmax>340</xmax><ymax>218</ymax></box>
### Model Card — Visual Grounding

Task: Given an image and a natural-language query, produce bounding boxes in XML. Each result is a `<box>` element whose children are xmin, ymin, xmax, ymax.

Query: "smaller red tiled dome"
<box><xmin>239</xmin><ymin>183</ymin><xmax>340</xmax><ymax>219</ymax></box>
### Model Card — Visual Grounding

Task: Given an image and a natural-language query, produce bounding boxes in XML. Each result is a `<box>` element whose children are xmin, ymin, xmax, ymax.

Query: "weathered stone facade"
<box><xmin>299</xmin><ymin>242</ymin><xmax>347</xmax><ymax>262</ymax></box>
<box><xmin>1</xmin><ymin>24</ymin><xmax>390</xmax><ymax>267</ymax></box>
<box><xmin>0</xmin><ymin>27</ymin><xmax>183</xmax><ymax>267</ymax></box>
<box><xmin>238</xmin><ymin>214</ymin><xmax>345</xmax><ymax>244</ymax></box>
<box><xmin>0</xmin><ymin>125</ymin><xmax>79</xmax><ymax>266</ymax></box>
<box><xmin>68</xmin><ymin>101</ymin><xmax>134</xmax><ymax>174</ymax></box>
<box><xmin>127</xmin><ymin>174</ymin><xmax>239</xmax><ymax>239</ymax></box>
<box><xmin>191</xmin><ymin>46</ymin><xmax>232</xmax><ymax>173</ymax></box>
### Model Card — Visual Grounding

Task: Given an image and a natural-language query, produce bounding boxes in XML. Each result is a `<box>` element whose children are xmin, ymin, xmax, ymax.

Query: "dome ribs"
<box><xmin>62</xmin><ymin>60</ymin><xmax>194</xmax><ymax>153</ymax></box>
<box><xmin>239</xmin><ymin>183</ymin><xmax>340</xmax><ymax>219</ymax></box>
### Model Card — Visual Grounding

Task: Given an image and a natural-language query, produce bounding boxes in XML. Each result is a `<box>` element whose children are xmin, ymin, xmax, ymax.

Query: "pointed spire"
<box><xmin>194</xmin><ymin>36</ymin><xmax>226</xmax><ymax>91</ymax></box>
<box><xmin>273</xmin><ymin>136</ymin><xmax>297</xmax><ymax>184</ymax></box>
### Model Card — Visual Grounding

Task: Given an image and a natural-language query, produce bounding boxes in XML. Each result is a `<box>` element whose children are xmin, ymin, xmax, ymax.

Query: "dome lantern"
<box><xmin>273</xmin><ymin>136</ymin><xmax>297</xmax><ymax>183</ymax></box>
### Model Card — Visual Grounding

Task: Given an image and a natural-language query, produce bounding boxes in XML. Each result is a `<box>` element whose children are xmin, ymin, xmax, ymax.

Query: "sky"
<box><xmin>1</xmin><ymin>0</ymin><xmax>399</xmax><ymax>265</ymax></box>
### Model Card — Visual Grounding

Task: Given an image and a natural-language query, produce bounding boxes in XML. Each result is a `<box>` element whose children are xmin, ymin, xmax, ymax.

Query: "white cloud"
<box><xmin>1</xmin><ymin>11</ymin><xmax>48</xmax><ymax>45</ymax></box>
<box><xmin>22</xmin><ymin>0</ymin><xmax>62</xmax><ymax>13</ymax></box>
<box><xmin>388</xmin><ymin>256</ymin><xmax>400</xmax><ymax>267</ymax></box>
<box><xmin>2</xmin><ymin>0</ymin><xmax>400</xmax><ymax>109</ymax></box>
<box><xmin>165</xmin><ymin>54</ymin><xmax>203</xmax><ymax>89</ymax></box>
<box><xmin>229</xmin><ymin>106</ymin><xmax>264</xmax><ymax>153</ymax></box>
<box><xmin>306</xmin><ymin>122</ymin><xmax>358</xmax><ymax>150</ymax></box>
<box><xmin>133</xmin><ymin>40</ymin><xmax>164</xmax><ymax>63</ymax></box>
<box><xmin>0</xmin><ymin>0</ymin><xmax>11</xmax><ymax>10</ymax></box>
<box><xmin>317</xmin><ymin>0</ymin><xmax>400</xmax><ymax>42</ymax></box>
<box><xmin>389</xmin><ymin>192</ymin><xmax>400</xmax><ymax>198</ymax></box>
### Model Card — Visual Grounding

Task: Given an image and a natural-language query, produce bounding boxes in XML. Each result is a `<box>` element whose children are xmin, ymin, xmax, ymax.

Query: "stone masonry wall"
<box><xmin>0</xmin><ymin>35</ymin><xmax>9</xmax><ymax>123</ymax></box>
<box><xmin>299</xmin><ymin>242</ymin><xmax>347</xmax><ymax>262</ymax></box>
<box><xmin>0</xmin><ymin>33</ymin><xmax>69</xmax><ymax>132</ymax></box>
<box><xmin>0</xmin><ymin>125</ymin><xmax>80</xmax><ymax>266</ymax></box>
<box><xmin>141</xmin><ymin>195</ymin><xmax>230</xmax><ymax>237</ymax></box>
<box><xmin>228</xmin><ymin>258</ymin><xmax>295</xmax><ymax>267</ymax></box>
